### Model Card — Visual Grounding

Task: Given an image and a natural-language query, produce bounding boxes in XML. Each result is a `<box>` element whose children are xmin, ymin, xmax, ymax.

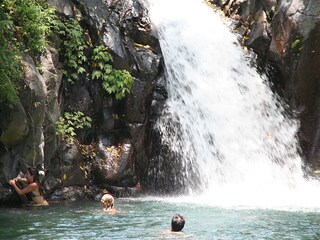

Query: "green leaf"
<box><xmin>77</xmin><ymin>67</ymin><xmax>86</xmax><ymax>74</ymax></box>
<box><xmin>92</xmin><ymin>70</ymin><xmax>102</xmax><ymax>80</ymax></box>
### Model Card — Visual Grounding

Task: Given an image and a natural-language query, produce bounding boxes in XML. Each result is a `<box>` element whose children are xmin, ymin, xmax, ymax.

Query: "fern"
<box><xmin>56</xmin><ymin>111</ymin><xmax>92</xmax><ymax>144</ymax></box>
<box><xmin>91</xmin><ymin>45</ymin><xmax>133</xmax><ymax>100</ymax></box>
<box><xmin>57</xmin><ymin>18</ymin><xmax>88</xmax><ymax>83</ymax></box>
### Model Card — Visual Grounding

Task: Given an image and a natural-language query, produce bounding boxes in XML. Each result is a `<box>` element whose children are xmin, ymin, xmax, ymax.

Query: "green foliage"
<box><xmin>0</xmin><ymin>10</ymin><xmax>21</xmax><ymax>103</ymax></box>
<box><xmin>91</xmin><ymin>45</ymin><xmax>133</xmax><ymax>100</ymax></box>
<box><xmin>56</xmin><ymin>18</ymin><xmax>88</xmax><ymax>83</ymax></box>
<box><xmin>290</xmin><ymin>38</ymin><xmax>303</xmax><ymax>54</ymax></box>
<box><xmin>0</xmin><ymin>1</ymin><xmax>134</xmax><ymax>104</ymax></box>
<box><xmin>102</xmin><ymin>69</ymin><xmax>133</xmax><ymax>100</ymax></box>
<box><xmin>56</xmin><ymin>111</ymin><xmax>92</xmax><ymax>145</ymax></box>
<box><xmin>3</xmin><ymin>0</ymin><xmax>56</xmax><ymax>53</ymax></box>
<box><xmin>0</xmin><ymin>0</ymin><xmax>56</xmax><ymax>104</ymax></box>
<box><xmin>52</xmin><ymin>18</ymin><xmax>133</xmax><ymax>100</ymax></box>
<box><xmin>0</xmin><ymin>68</ymin><xmax>20</xmax><ymax>104</ymax></box>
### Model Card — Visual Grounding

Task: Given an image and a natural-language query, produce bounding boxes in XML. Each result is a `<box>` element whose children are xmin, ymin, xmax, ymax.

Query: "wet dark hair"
<box><xmin>27</xmin><ymin>167</ymin><xmax>39</xmax><ymax>182</ymax></box>
<box><xmin>171</xmin><ymin>214</ymin><xmax>185</xmax><ymax>232</ymax></box>
<box><xmin>27</xmin><ymin>167</ymin><xmax>44</xmax><ymax>195</ymax></box>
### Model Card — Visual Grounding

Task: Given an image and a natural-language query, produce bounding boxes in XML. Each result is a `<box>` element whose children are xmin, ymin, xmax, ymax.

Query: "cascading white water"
<box><xmin>147</xmin><ymin>0</ymin><xmax>320</xmax><ymax>208</ymax></box>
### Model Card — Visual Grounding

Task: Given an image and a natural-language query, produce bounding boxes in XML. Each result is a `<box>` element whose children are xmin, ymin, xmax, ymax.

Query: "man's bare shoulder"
<box><xmin>104</xmin><ymin>209</ymin><xmax>127</xmax><ymax>214</ymax></box>
<box><xmin>159</xmin><ymin>230</ymin><xmax>184</xmax><ymax>235</ymax></box>
<box><xmin>157</xmin><ymin>230</ymin><xmax>194</xmax><ymax>238</ymax></box>
<box><xmin>78</xmin><ymin>209</ymin><xmax>126</xmax><ymax>214</ymax></box>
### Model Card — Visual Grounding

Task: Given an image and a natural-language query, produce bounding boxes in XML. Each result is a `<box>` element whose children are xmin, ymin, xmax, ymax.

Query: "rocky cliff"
<box><xmin>2</xmin><ymin>0</ymin><xmax>320</xmax><ymax>205</ymax></box>
<box><xmin>0</xmin><ymin>0</ymin><xmax>163</xmax><ymax>204</ymax></box>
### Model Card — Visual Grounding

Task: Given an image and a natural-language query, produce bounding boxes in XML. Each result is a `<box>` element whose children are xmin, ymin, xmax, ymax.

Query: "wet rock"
<box><xmin>246</xmin><ymin>9</ymin><xmax>271</xmax><ymax>56</ymax></box>
<box><xmin>91</xmin><ymin>142</ymin><xmax>135</xmax><ymax>186</ymax></box>
<box><xmin>47</xmin><ymin>0</ymin><xmax>77</xmax><ymax>17</ymax></box>
<box><xmin>97</xmin><ymin>134</ymin><xmax>118</xmax><ymax>148</ymax></box>
<box><xmin>98</xmin><ymin>182</ymin><xmax>142</xmax><ymax>197</ymax></box>
<box><xmin>50</xmin><ymin>186</ymin><xmax>87</xmax><ymax>201</ymax></box>
<box><xmin>0</xmin><ymin>0</ymin><xmax>163</xmax><ymax>199</ymax></box>
<box><xmin>43</xmin><ymin>176</ymin><xmax>61</xmax><ymax>196</ymax></box>
<box><xmin>100</xmin><ymin>108</ymin><xmax>115</xmax><ymax>132</ymax></box>
<box><xmin>0</xmin><ymin>104</ymin><xmax>29</xmax><ymax>146</ymax></box>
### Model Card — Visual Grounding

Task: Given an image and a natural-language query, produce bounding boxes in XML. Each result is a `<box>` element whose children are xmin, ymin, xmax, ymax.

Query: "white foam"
<box><xmin>147</xmin><ymin>0</ymin><xmax>320</xmax><ymax>209</ymax></box>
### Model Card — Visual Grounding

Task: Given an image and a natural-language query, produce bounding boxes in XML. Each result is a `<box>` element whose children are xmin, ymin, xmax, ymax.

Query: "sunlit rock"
<box><xmin>91</xmin><ymin>142</ymin><xmax>135</xmax><ymax>186</ymax></box>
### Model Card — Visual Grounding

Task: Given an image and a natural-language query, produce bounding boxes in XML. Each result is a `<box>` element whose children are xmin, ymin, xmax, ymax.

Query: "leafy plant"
<box><xmin>290</xmin><ymin>38</ymin><xmax>303</xmax><ymax>54</ymax></box>
<box><xmin>0</xmin><ymin>14</ymin><xmax>21</xmax><ymax>103</ymax></box>
<box><xmin>53</xmin><ymin>18</ymin><xmax>132</xmax><ymax>99</ymax></box>
<box><xmin>102</xmin><ymin>69</ymin><xmax>132</xmax><ymax>100</ymax></box>
<box><xmin>0</xmin><ymin>0</ymin><xmax>56</xmax><ymax>103</ymax></box>
<box><xmin>4</xmin><ymin>0</ymin><xmax>56</xmax><ymax>53</ymax></box>
<box><xmin>56</xmin><ymin>111</ymin><xmax>92</xmax><ymax>145</ymax></box>
<box><xmin>57</xmin><ymin>18</ymin><xmax>88</xmax><ymax>83</ymax></box>
<box><xmin>91</xmin><ymin>45</ymin><xmax>133</xmax><ymax>100</ymax></box>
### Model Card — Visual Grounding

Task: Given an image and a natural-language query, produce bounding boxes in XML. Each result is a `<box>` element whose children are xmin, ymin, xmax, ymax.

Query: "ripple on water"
<box><xmin>1</xmin><ymin>200</ymin><xmax>320</xmax><ymax>239</ymax></box>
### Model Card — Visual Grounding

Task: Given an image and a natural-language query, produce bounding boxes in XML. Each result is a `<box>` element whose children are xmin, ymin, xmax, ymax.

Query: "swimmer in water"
<box><xmin>9</xmin><ymin>167</ymin><xmax>49</xmax><ymax>206</ymax></box>
<box><xmin>101</xmin><ymin>193</ymin><xmax>120</xmax><ymax>214</ymax></box>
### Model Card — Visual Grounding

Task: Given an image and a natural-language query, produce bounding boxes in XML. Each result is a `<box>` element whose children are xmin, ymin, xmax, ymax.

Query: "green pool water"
<box><xmin>1</xmin><ymin>197</ymin><xmax>320</xmax><ymax>239</ymax></box>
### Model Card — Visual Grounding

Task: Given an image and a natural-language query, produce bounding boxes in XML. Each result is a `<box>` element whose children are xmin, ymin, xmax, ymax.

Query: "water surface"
<box><xmin>1</xmin><ymin>198</ymin><xmax>320</xmax><ymax>239</ymax></box>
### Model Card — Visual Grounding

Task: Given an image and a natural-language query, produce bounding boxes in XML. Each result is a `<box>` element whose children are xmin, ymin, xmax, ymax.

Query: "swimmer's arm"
<box><xmin>9</xmin><ymin>181</ymin><xmax>36</xmax><ymax>196</ymax></box>
<box><xmin>13</xmin><ymin>177</ymin><xmax>28</xmax><ymax>183</ymax></box>
<box><xmin>78</xmin><ymin>208</ymin><xmax>127</xmax><ymax>214</ymax></box>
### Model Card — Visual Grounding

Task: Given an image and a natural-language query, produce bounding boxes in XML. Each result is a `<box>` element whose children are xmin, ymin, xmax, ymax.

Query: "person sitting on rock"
<box><xmin>9</xmin><ymin>167</ymin><xmax>49</xmax><ymax>206</ymax></box>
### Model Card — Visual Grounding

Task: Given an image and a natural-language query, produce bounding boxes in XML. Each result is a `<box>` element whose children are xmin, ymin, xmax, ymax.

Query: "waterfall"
<box><xmin>147</xmin><ymin>0</ymin><xmax>320</xmax><ymax>208</ymax></box>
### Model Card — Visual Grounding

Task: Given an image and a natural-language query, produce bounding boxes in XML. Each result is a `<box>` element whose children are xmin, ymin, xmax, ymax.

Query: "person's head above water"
<box><xmin>171</xmin><ymin>214</ymin><xmax>185</xmax><ymax>232</ymax></box>
<box><xmin>101</xmin><ymin>193</ymin><xmax>114</xmax><ymax>210</ymax></box>
<box><xmin>26</xmin><ymin>167</ymin><xmax>38</xmax><ymax>183</ymax></box>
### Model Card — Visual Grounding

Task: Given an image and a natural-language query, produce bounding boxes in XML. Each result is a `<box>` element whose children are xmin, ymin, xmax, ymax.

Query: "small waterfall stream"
<box><xmin>147</xmin><ymin>0</ymin><xmax>320</xmax><ymax>208</ymax></box>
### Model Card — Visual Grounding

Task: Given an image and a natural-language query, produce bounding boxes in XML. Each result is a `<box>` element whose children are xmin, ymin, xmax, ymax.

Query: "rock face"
<box><xmin>0</xmin><ymin>0</ymin><xmax>163</xmax><ymax>203</ymax></box>
<box><xmin>214</xmin><ymin>0</ymin><xmax>320</xmax><ymax>170</ymax></box>
<box><xmin>4</xmin><ymin>0</ymin><xmax>320</xmax><ymax>203</ymax></box>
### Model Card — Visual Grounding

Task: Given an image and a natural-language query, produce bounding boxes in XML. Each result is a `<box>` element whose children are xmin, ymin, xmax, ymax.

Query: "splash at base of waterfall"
<box><xmin>146</xmin><ymin>0</ymin><xmax>320</xmax><ymax>209</ymax></box>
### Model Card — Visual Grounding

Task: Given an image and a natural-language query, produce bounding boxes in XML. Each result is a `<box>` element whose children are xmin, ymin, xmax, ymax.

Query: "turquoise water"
<box><xmin>1</xmin><ymin>198</ymin><xmax>320</xmax><ymax>239</ymax></box>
